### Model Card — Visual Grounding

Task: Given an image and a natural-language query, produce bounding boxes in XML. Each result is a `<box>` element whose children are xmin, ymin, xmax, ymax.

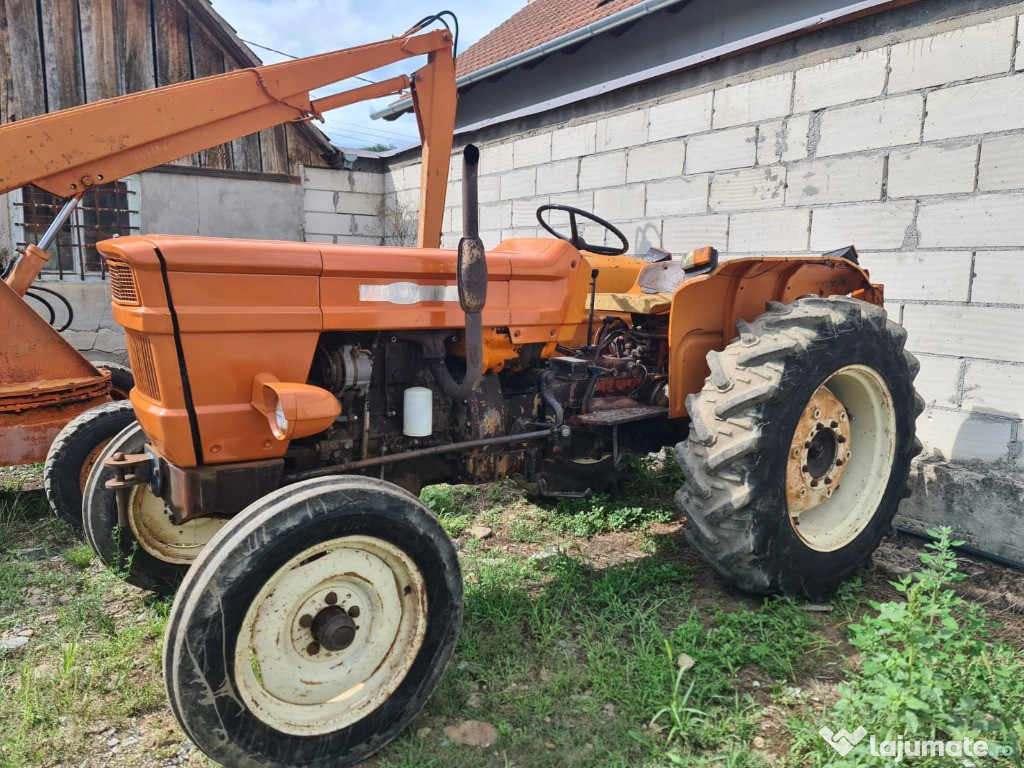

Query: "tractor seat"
<box><xmin>590</xmin><ymin>292</ymin><xmax>671</xmax><ymax>315</ymax></box>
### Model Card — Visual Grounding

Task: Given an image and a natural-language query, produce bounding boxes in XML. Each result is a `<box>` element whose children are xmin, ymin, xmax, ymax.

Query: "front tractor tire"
<box><xmin>83</xmin><ymin>423</ymin><xmax>228</xmax><ymax>595</ymax></box>
<box><xmin>44</xmin><ymin>400</ymin><xmax>137</xmax><ymax>534</ymax></box>
<box><xmin>676</xmin><ymin>296</ymin><xmax>923</xmax><ymax>599</ymax></box>
<box><xmin>163</xmin><ymin>476</ymin><xmax>463</xmax><ymax>768</ymax></box>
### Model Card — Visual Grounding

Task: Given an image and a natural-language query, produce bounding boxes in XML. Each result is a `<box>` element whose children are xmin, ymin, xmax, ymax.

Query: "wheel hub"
<box><xmin>787</xmin><ymin>385</ymin><xmax>851</xmax><ymax>514</ymax></box>
<box><xmin>311</xmin><ymin>606</ymin><xmax>358</xmax><ymax>651</ymax></box>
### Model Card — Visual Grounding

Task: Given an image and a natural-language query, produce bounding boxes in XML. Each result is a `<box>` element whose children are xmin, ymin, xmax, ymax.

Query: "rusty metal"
<box><xmin>161</xmin><ymin>456</ymin><xmax>284</xmax><ymax>524</ymax></box>
<box><xmin>786</xmin><ymin>385</ymin><xmax>852</xmax><ymax>515</ymax></box>
<box><xmin>456</xmin><ymin>144</ymin><xmax>487</xmax><ymax>400</ymax></box>
<box><xmin>0</xmin><ymin>280</ymin><xmax>112</xmax><ymax>465</ymax></box>
<box><xmin>311</xmin><ymin>606</ymin><xmax>358</xmax><ymax>651</ymax></box>
<box><xmin>103</xmin><ymin>451</ymin><xmax>154</xmax><ymax>527</ymax></box>
<box><xmin>570</xmin><ymin>404</ymin><xmax>668</xmax><ymax>427</ymax></box>
<box><xmin>281</xmin><ymin>428</ymin><xmax>554</xmax><ymax>483</ymax></box>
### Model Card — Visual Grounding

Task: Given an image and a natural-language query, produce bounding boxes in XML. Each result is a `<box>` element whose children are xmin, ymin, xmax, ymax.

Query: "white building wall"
<box><xmin>380</xmin><ymin>5</ymin><xmax>1024</xmax><ymax>560</ymax></box>
<box><xmin>385</xmin><ymin>9</ymin><xmax>1024</xmax><ymax>472</ymax></box>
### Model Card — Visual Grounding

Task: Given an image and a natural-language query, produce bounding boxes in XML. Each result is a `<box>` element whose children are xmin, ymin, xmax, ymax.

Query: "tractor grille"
<box><xmin>126</xmin><ymin>331</ymin><xmax>160</xmax><ymax>401</ymax></box>
<box><xmin>107</xmin><ymin>260</ymin><xmax>139</xmax><ymax>305</ymax></box>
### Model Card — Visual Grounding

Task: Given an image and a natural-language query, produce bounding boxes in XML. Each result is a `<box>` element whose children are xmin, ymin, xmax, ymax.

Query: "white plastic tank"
<box><xmin>403</xmin><ymin>387</ymin><xmax>433</xmax><ymax>437</ymax></box>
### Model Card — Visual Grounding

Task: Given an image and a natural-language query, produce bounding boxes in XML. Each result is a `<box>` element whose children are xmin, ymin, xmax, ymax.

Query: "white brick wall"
<box><xmin>551</xmin><ymin>123</ymin><xmax>597</xmax><ymax>161</ymax></box>
<box><xmin>963</xmin><ymin>360</ymin><xmax>1024</xmax><ymax>416</ymax></box>
<box><xmin>626</xmin><ymin>141</ymin><xmax>686</xmax><ymax>183</ymax></box>
<box><xmin>817</xmin><ymin>95</ymin><xmax>923</xmax><ymax>157</ymax></box>
<box><xmin>597</xmin><ymin>110</ymin><xmax>649</xmax><ymax>151</ymax></box>
<box><xmin>536</xmin><ymin>159</ymin><xmax>579</xmax><ymax>195</ymax></box>
<box><xmin>713</xmin><ymin>73</ymin><xmax>792</xmax><ymax>129</ymax></box>
<box><xmin>917</xmin><ymin>193</ymin><xmax>1024</xmax><ymax>248</ymax></box>
<box><xmin>888</xmin><ymin>144</ymin><xmax>978</xmax><ymax>198</ymax></box>
<box><xmin>579</xmin><ymin>152</ymin><xmax>627</xmax><ymax>189</ymax></box>
<box><xmin>973</xmin><ymin>251</ymin><xmax>1024</xmax><ymax>304</ymax></box>
<box><xmin>648</xmin><ymin>91</ymin><xmax>713</xmax><ymax>141</ymax></box>
<box><xmin>810</xmin><ymin>201</ymin><xmax>916</xmax><ymax>251</ymax></box>
<box><xmin>646</xmin><ymin>176</ymin><xmax>708</xmax><ymax>217</ymax></box>
<box><xmin>860</xmin><ymin>251</ymin><xmax>973</xmax><ymax>301</ymax></box>
<box><xmin>978</xmin><ymin>134</ymin><xmax>1024</xmax><ymax>191</ymax></box>
<box><xmin>913</xmin><ymin>354</ymin><xmax>963</xmax><ymax>409</ymax></box>
<box><xmin>786</xmin><ymin>155</ymin><xmax>884</xmax><ymax>206</ymax></box>
<box><xmin>925</xmin><ymin>75</ymin><xmax>1024</xmax><ymax>140</ymax></box>
<box><xmin>381</xmin><ymin>7</ymin><xmax>1024</xmax><ymax>466</ymax></box>
<box><xmin>793</xmin><ymin>49</ymin><xmax>888</xmax><ymax>112</ymax></box>
<box><xmin>888</xmin><ymin>17</ymin><xmax>1016</xmax><ymax>93</ymax></box>
<box><xmin>709</xmin><ymin>167</ymin><xmax>786</xmax><ymax>211</ymax></box>
<box><xmin>513</xmin><ymin>133</ymin><xmax>552</xmax><ymax>169</ymax></box>
<box><xmin>686</xmin><ymin>127</ymin><xmax>756</xmax><ymax>173</ymax></box>
<box><xmin>729</xmin><ymin>209</ymin><xmax>809</xmax><ymax>252</ymax></box>
<box><xmin>302</xmin><ymin>166</ymin><xmax>384</xmax><ymax>244</ymax></box>
<box><xmin>902</xmin><ymin>304</ymin><xmax>1024</xmax><ymax>363</ymax></box>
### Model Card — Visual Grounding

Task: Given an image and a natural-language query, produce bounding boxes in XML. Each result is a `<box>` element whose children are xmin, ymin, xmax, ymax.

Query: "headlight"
<box><xmin>252</xmin><ymin>373</ymin><xmax>341</xmax><ymax>442</ymax></box>
<box><xmin>274</xmin><ymin>401</ymin><xmax>289</xmax><ymax>439</ymax></box>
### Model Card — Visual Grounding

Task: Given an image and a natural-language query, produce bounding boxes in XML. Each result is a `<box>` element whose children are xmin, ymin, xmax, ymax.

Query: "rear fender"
<box><xmin>667</xmin><ymin>255</ymin><xmax>881</xmax><ymax>418</ymax></box>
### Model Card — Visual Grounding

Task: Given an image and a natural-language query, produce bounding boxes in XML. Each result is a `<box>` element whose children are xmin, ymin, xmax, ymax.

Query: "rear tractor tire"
<box><xmin>44</xmin><ymin>400</ymin><xmax>137</xmax><ymax>535</ymax></box>
<box><xmin>82</xmin><ymin>422</ymin><xmax>229</xmax><ymax>595</ymax></box>
<box><xmin>164</xmin><ymin>476</ymin><xmax>463</xmax><ymax>768</ymax></box>
<box><xmin>675</xmin><ymin>295</ymin><xmax>923</xmax><ymax>599</ymax></box>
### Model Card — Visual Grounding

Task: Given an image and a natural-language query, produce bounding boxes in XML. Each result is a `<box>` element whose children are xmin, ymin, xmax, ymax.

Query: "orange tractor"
<box><xmin>2</xmin><ymin>14</ymin><xmax>921</xmax><ymax>767</ymax></box>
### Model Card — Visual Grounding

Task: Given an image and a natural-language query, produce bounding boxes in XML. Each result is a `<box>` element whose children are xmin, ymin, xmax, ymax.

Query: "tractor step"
<box><xmin>571</xmin><ymin>404</ymin><xmax>668</xmax><ymax>427</ymax></box>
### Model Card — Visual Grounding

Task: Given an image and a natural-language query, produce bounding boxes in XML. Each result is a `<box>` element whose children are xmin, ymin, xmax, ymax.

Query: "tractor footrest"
<box><xmin>571</xmin><ymin>404</ymin><xmax>668</xmax><ymax>427</ymax></box>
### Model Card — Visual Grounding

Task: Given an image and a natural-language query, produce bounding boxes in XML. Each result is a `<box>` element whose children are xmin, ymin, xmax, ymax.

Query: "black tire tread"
<box><xmin>675</xmin><ymin>295</ymin><xmax>920</xmax><ymax>596</ymax></box>
<box><xmin>44</xmin><ymin>400</ymin><xmax>136</xmax><ymax>533</ymax></box>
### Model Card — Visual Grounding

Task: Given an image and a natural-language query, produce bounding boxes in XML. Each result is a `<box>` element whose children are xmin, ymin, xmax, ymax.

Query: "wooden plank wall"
<box><xmin>0</xmin><ymin>0</ymin><xmax>327</xmax><ymax>176</ymax></box>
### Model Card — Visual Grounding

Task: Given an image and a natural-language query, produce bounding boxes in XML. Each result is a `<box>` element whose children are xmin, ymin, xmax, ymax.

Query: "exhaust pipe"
<box><xmin>455</xmin><ymin>144</ymin><xmax>486</xmax><ymax>400</ymax></box>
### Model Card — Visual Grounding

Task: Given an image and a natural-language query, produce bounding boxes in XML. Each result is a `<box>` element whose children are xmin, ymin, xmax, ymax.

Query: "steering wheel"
<box><xmin>536</xmin><ymin>204</ymin><xmax>629</xmax><ymax>256</ymax></box>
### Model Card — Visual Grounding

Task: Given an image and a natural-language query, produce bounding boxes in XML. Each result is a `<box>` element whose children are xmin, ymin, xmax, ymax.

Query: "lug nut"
<box><xmin>325</xmin><ymin>592</ymin><xmax>338</xmax><ymax>605</ymax></box>
<box><xmin>348</xmin><ymin>606</ymin><xmax>360</xmax><ymax>618</ymax></box>
<box><xmin>299</xmin><ymin>614</ymin><xmax>313</xmax><ymax>628</ymax></box>
<box><xmin>306</xmin><ymin>642</ymin><xmax>321</xmax><ymax>655</ymax></box>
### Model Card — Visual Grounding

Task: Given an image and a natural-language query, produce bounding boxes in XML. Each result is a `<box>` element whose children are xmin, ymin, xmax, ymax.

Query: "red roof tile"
<box><xmin>456</xmin><ymin>0</ymin><xmax>644</xmax><ymax>78</ymax></box>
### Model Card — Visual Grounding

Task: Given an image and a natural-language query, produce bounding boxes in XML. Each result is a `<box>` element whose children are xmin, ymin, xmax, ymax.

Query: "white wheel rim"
<box><xmin>234</xmin><ymin>535</ymin><xmax>428</xmax><ymax>736</ymax></box>
<box><xmin>787</xmin><ymin>365</ymin><xmax>896</xmax><ymax>553</ymax></box>
<box><xmin>127</xmin><ymin>484</ymin><xmax>228</xmax><ymax>564</ymax></box>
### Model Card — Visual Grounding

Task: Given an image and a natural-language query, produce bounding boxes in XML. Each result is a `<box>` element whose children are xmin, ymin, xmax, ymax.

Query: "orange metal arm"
<box><xmin>0</xmin><ymin>27</ymin><xmax>456</xmax><ymax>247</ymax></box>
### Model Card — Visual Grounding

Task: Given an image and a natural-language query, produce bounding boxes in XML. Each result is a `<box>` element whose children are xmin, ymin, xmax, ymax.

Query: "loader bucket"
<box><xmin>0</xmin><ymin>281</ymin><xmax>111</xmax><ymax>464</ymax></box>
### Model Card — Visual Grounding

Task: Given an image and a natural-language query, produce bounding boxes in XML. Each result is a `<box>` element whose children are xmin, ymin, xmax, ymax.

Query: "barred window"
<box><xmin>9</xmin><ymin>177</ymin><xmax>140</xmax><ymax>280</ymax></box>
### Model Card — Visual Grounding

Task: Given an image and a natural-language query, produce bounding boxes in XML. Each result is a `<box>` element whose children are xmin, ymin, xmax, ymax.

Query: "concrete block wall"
<box><xmin>384</xmin><ymin>8</ymin><xmax>1024</xmax><ymax>475</ymax></box>
<box><xmin>301</xmin><ymin>166</ymin><xmax>386</xmax><ymax>246</ymax></box>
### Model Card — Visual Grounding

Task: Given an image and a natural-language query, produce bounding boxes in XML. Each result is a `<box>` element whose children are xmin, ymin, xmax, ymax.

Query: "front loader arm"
<box><xmin>0</xmin><ymin>26</ymin><xmax>456</xmax><ymax>248</ymax></box>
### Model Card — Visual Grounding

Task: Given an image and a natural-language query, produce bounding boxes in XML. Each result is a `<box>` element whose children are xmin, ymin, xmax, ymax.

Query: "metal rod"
<box><xmin>37</xmin><ymin>196</ymin><xmax>81</xmax><ymax>251</ymax></box>
<box><xmin>282</xmin><ymin>428</ymin><xmax>553</xmax><ymax>483</ymax></box>
<box><xmin>586</xmin><ymin>267</ymin><xmax>599</xmax><ymax>345</ymax></box>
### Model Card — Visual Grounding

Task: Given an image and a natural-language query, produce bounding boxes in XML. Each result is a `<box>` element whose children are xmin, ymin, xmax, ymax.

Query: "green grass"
<box><xmin>382</xmin><ymin>548</ymin><xmax>822</xmax><ymax>767</ymax></box>
<box><xmin>1</xmin><ymin>462</ymin><xmax>1020</xmax><ymax>768</ymax></box>
<box><xmin>786</xmin><ymin>529</ymin><xmax>1024</xmax><ymax>767</ymax></box>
